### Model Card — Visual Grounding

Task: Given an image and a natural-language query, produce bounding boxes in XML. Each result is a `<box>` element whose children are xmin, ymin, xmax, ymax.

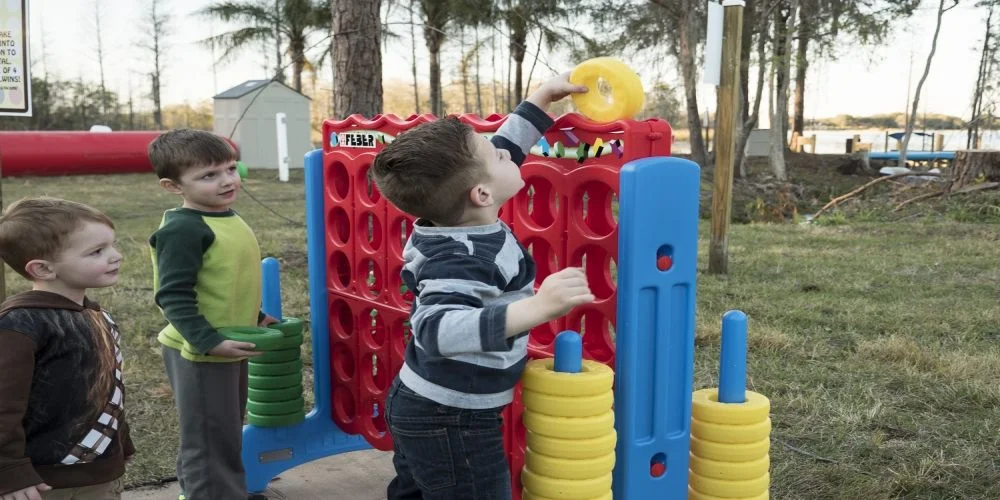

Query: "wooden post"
<box><xmin>885</xmin><ymin>131</ymin><xmax>889</xmax><ymax>152</ymax></box>
<box><xmin>809</xmin><ymin>134</ymin><xmax>817</xmax><ymax>153</ymax></box>
<box><xmin>708</xmin><ymin>1</ymin><xmax>744</xmax><ymax>275</ymax></box>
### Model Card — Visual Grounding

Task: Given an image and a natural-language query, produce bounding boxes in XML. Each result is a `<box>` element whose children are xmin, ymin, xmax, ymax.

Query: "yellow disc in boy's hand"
<box><xmin>569</xmin><ymin>57</ymin><xmax>645</xmax><ymax>122</ymax></box>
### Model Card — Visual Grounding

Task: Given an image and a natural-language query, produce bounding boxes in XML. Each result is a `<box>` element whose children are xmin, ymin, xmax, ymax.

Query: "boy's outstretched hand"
<box><xmin>505</xmin><ymin>267</ymin><xmax>594</xmax><ymax>338</ymax></box>
<box><xmin>527</xmin><ymin>72</ymin><xmax>588</xmax><ymax>111</ymax></box>
<box><xmin>534</xmin><ymin>267</ymin><xmax>595</xmax><ymax>320</ymax></box>
<box><xmin>208</xmin><ymin>339</ymin><xmax>262</xmax><ymax>358</ymax></box>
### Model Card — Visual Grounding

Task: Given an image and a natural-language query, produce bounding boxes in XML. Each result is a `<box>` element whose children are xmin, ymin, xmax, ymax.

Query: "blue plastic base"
<box><xmin>242</xmin><ymin>411</ymin><xmax>370</xmax><ymax>493</ymax></box>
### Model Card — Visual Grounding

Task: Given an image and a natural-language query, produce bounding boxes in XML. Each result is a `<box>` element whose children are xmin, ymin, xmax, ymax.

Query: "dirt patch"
<box><xmin>683</xmin><ymin>152</ymin><xmax>876</xmax><ymax>222</ymax></box>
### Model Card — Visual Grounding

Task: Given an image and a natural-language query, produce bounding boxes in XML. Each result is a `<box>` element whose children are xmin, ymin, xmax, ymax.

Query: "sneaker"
<box><xmin>248</xmin><ymin>495</ymin><xmax>269</xmax><ymax>500</ymax></box>
<box><xmin>178</xmin><ymin>496</ymin><xmax>186</xmax><ymax>500</ymax></box>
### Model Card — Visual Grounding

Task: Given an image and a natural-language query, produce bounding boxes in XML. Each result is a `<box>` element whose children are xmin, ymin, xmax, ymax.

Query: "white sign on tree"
<box><xmin>0</xmin><ymin>0</ymin><xmax>29</xmax><ymax>117</ymax></box>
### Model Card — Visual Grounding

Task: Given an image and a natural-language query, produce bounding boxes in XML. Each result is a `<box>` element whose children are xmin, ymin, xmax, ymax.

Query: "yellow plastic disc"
<box><xmin>522</xmin><ymin>410</ymin><xmax>615</xmax><ymax>440</ymax></box>
<box><xmin>522</xmin><ymin>359</ymin><xmax>614</xmax><ymax>397</ymax></box>
<box><xmin>689</xmin><ymin>452</ymin><xmax>770</xmax><ymax>481</ymax></box>
<box><xmin>520</xmin><ymin>468</ymin><xmax>611</xmax><ymax>500</ymax></box>
<box><xmin>691</xmin><ymin>417</ymin><xmax>771</xmax><ymax>444</ymax></box>
<box><xmin>688</xmin><ymin>486</ymin><xmax>769</xmax><ymax>500</ymax></box>
<box><xmin>689</xmin><ymin>472</ymin><xmax>769</xmax><ymax>498</ymax></box>
<box><xmin>692</xmin><ymin>389</ymin><xmax>770</xmax><ymax>425</ymax></box>
<box><xmin>524</xmin><ymin>450</ymin><xmax>615</xmax><ymax>480</ymax></box>
<box><xmin>569</xmin><ymin>57</ymin><xmax>645</xmax><ymax>122</ymax></box>
<box><xmin>523</xmin><ymin>489</ymin><xmax>612</xmax><ymax>500</ymax></box>
<box><xmin>522</xmin><ymin>388</ymin><xmax>613</xmax><ymax>418</ymax></box>
<box><xmin>690</xmin><ymin>436</ymin><xmax>769</xmax><ymax>463</ymax></box>
<box><xmin>526</xmin><ymin>430</ymin><xmax>617</xmax><ymax>459</ymax></box>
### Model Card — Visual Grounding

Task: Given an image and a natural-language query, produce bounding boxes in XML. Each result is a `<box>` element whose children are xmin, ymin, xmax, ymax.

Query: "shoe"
<box><xmin>178</xmin><ymin>496</ymin><xmax>186</xmax><ymax>500</ymax></box>
<box><xmin>248</xmin><ymin>495</ymin><xmax>269</xmax><ymax>500</ymax></box>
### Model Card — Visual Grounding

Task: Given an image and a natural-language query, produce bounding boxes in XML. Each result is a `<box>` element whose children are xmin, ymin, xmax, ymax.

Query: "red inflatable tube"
<box><xmin>0</xmin><ymin>131</ymin><xmax>240</xmax><ymax>177</ymax></box>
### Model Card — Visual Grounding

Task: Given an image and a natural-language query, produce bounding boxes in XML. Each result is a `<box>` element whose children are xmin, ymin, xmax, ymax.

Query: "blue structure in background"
<box><xmin>614</xmin><ymin>156</ymin><xmax>700</xmax><ymax>499</ymax></box>
<box><xmin>241</xmin><ymin>149</ymin><xmax>370</xmax><ymax>494</ymax></box>
<box><xmin>868</xmin><ymin>150</ymin><xmax>955</xmax><ymax>161</ymax></box>
<box><xmin>245</xmin><ymin>153</ymin><xmax>705</xmax><ymax>497</ymax></box>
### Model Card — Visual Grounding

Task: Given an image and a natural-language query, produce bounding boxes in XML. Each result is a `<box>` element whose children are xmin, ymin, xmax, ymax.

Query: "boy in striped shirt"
<box><xmin>371</xmin><ymin>73</ymin><xmax>595</xmax><ymax>499</ymax></box>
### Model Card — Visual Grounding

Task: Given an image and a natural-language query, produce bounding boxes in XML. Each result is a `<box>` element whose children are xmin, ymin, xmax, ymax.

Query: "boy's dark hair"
<box><xmin>371</xmin><ymin>118</ymin><xmax>486</xmax><ymax>225</ymax></box>
<box><xmin>148</xmin><ymin>128</ymin><xmax>237</xmax><ymax>181</ymax></box>
<box><xmin>0</xmin><ymin>197</ymin><xmax>115</xmax><ymax>279</ymax></box>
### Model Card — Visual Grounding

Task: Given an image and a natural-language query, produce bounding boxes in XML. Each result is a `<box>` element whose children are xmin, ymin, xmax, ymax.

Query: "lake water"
<box><xmin>671</xmin><ymin>129</ymin><xmax>1000</xmax><ymax>155</ymax></box>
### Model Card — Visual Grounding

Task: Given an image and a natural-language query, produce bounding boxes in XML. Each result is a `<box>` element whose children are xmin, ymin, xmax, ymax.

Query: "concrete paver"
<box><xmin>123</xmin><ymin>449</ymin><xmax>395</xmax><ymax>500</ymax></box>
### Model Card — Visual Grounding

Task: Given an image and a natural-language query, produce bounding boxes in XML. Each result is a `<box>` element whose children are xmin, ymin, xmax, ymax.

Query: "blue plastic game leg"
<box><xmin>241</xmin><ymin>149</ymin><xmax>370</xmax><ymax>493</ymax></box>
<box><xmin>613</xmin><ymin>156</ymin><xmax>700</xmax><ymax>499</ymax></box>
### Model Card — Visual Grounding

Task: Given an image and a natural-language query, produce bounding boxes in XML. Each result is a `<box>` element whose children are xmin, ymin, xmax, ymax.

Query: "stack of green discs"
<box><xmin>220</xmin><ymin>318</ymin><xmax>306</xmax><ymax>427</ymax></box>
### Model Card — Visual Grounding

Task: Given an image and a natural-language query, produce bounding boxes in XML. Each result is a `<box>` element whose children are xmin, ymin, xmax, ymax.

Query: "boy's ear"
<box><xmin>159</xmin><ymin>178</ymin><xmax>183</xmax><ymax>194</ymax></box>
<box><xmin>24</xmin><ymin>259</ymin><xmax>56</xmax><ymax>281</ymax></box>
<box><xmin>469</xmin><ymin>183</ymin><xmax>493</xmax><ymax>208</ymax></box>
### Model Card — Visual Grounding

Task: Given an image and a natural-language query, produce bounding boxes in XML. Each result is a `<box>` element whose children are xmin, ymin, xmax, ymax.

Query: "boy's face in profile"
<box><xmin>470</xmin><ymin>133</ymin><xmax>524</xmax><ymax>208</ymax></box>
<box><xmin>42</xmin><ymin>221</ymin><xmax>122</xmax><ymax>292</ymax></box>
<box><xmin>160</xmin><ymin>161</ymin><xmax>241</xmax><ymax>213</ymax></box>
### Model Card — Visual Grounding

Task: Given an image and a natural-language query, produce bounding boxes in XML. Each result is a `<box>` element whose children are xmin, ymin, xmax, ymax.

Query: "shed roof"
<box><xmin>213</xmin><ymin>79</ymin><xmax>311</xmax><ymax>100</ymax></box>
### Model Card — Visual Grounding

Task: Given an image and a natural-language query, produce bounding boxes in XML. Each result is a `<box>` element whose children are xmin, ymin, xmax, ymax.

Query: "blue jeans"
<box><xmin>385</xmin><ymin>377</ymin><xmax>512</xmax><ymax>500</ymax></box>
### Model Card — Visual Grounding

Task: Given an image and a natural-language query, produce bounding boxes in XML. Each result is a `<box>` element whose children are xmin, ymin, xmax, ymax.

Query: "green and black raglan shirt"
<box><xmin>149</xmin><ymin>208</ymin><xmax>262</xmax><ymax>363</ymax></box>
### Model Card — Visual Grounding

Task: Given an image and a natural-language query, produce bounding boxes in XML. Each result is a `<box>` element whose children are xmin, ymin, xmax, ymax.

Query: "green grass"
<box><xmin>3</xmin><ymin>172</ymin><xmax>999</xmax><ymax>497</ymax></box>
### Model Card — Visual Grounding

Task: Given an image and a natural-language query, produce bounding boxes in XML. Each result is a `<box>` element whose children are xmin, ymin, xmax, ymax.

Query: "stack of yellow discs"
<box><xmin>689</xmin><ymin>388</ymin><xmax>771</xmax><ymax>499</ymax></box>
<box><xmin>520</xmin><ymin>358</ymin><xmax>616</xmax><ymax>500</ymax></box>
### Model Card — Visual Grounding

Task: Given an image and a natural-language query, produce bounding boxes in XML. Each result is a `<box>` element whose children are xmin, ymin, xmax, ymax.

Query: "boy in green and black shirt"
<box><xmin>147</xmin><ymin>129</ymin><xmax>275</xmax><ymax>500</ymax></box>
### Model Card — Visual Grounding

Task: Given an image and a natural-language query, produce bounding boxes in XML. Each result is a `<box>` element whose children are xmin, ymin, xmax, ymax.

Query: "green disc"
<box><xmin>247</xmin><ymin>397</ymin><xmax>305</xmax><ymax>416</ymax></box>
<box><xmin>236</xmin><ymin>160</ymin><xmax>248</xmax><ymax>180</ymax></box>
<box><xmin>218</xmin><ymin>326</ymin><xmax>284</xmax><ymax>351</ymax></box>
<box><xmin>248</xmin><ymin>359</ymin><xmax>302</xmax><ymax>376</ymax></box>
<box><xmin>247</xmin><ymin>410</ymin><xmax>306</xmax><ymax>428</ymax></box>
<box><xmin>248</xmin><ymin>372</ymin><xmax>302</xmax><ymax>390</ymax></box>
<box><xmin>248</xmin><ymin>385</ymin><xmax>303</xmax><ymax>403</ymax></box>
<box><xmin>254</xmin><ymin>348</ymin><xmax>301</xmax><ymax>363</ymax></box>
<box><xmin>271</xmin><ymin>333</ymin><xmax>304</xmax><ymax>351</ymax></box>
<box><xmin>270</xmin><ymin>317</ymin><xmax>305</xmax><ymax>337</ymax></box>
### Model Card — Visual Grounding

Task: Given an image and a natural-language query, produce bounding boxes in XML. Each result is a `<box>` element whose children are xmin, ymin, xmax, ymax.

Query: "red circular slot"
<box><xmin>359</xmin><ymin>212</ymin><xmax>383</xmax><ymax>252</ymax></box>
<box><xmin>357</xmin><ymin>164</ymin><xmax>382</xmax><ymax>205</ymax></box>
<box><xmin>516</xmin><ymin>177</ymin><xmax>556</xmax><ymax>230</ymax></box>
<box><xmin>576</xmin><ymin>310</ymin><xmax>614</xmax><ymax>364</ymax></box>
<box><xmin>360</xmin><ymin>309</ymin><xmax>387</xmax><ymax>349</ymax></box>
<box><xmin>358</xmin><ymin>259</ymin><xmax>383</xmax><ymax>299</ymax></box>
<box><xmin>329</xmin><ymin>251</ymin><xmax>351</xmax><ymax>290</ymax></box>
<box><xmin>372</xmin><ymin>401</ymin><xmax>388</xmax><ymax>434</ymax></box>
<box><xmin>390</xmin><ymin>217</ymin><xmax>413</xmax><ymax>256</ymax></box>
<box><xmin>524</xmin><ymin>238</ymin><xmax>558</xmax><ymax>285</ymax></box>
<box><xmin>327</xmin><ymin>161</ymin><xmax>350</xmax><ymax>201</ymax></box>
<box><xmin>332</xmin><ymin>386</ymin><xmax>357</xmax><ymax>431</ymax></box>
<box><xmin>574</xmin><ymin>181</ymin><xmax>617</xmax><ymax>238</ymax></box>
<box><xmin>362</xmin><ymin>352</ymin><xmax>391</xmax><ymax>393</ymax></box>
<box><xmin>329</xmin><ymin>299</ymin><xmax>354</xmax><ymax>339</ymax></box>
<box><xmin>328</xmin><ymin>206</ymin><xmax>351</xmax><ymax>245</ymax></box>
<box><xmin>331</xmin><ymin>341</ymin><xmax>356</xmax><ymax>382</ymax></box>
